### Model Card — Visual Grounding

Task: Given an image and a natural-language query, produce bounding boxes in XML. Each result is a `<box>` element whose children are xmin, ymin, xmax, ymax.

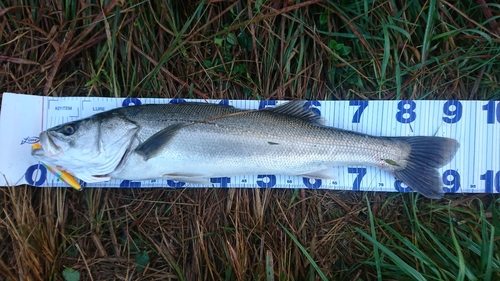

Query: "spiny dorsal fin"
<box><xmin>265</xmin><ymin>100</ymin><xmax>325</xmax><ymax>125</ymax></box>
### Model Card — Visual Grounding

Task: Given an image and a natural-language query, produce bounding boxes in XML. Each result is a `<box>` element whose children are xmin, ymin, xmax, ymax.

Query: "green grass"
<box><xmin>356</xmin><ymin>196</ymin><xmax>500</xmax><ymax>281</ymax></box>
<box><xmin>1</xmin><ymin>0</ymin><xmax>500</xmax><ymax>280</ymax></box>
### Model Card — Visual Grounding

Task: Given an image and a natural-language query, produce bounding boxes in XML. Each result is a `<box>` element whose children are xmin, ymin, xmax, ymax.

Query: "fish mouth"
<box><xmin>32</xmin><ymin>132</ymin><xmax>62</xmax><ymax>158</ymax></box>
<box><xmin>31</xmin><ymin>142</ymin><xmax>44</xmax><ymax>156</ymax></box>
<box><xmin>31</xmin><ymin>142</ymin><xmax>51</xmax><ymax>158</ymax></box>
<box><xmin>31</xmin><ymin>146</ymin><xmax>44</xmax><ymax>157</ymax></box>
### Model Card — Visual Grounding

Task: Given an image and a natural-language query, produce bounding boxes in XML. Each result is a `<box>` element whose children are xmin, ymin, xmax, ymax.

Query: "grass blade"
<box><xmin>279</xmin><ymin>222</ymin><xmax>328</xmax><ymax>281</ymax></box>
<box><xmin>365</xmin><ymin>197</ymin><xmax>382</xmax><ymax>281</ymax></box>
<box><xmin>356</xmin><ymin>227</ymin><xmax>427</xmax><ymax>281</ymax></box>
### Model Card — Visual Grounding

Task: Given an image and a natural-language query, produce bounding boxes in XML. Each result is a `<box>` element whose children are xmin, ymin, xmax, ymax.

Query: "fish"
<box><xmin>31</xmin><ymin>101</ymin><xmax>459</xmax><ymax>199</ymax></box>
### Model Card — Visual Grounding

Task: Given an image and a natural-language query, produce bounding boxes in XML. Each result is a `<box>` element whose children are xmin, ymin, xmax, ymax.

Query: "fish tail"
<box><xmin>389</xmin><ymin>136</ymin><xmax>459</xmax><ymax>199</ymax></box>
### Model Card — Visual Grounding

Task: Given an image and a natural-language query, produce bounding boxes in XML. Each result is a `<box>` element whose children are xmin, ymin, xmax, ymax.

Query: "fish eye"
<box><xmin>62</xmin><ymin>124</ymin><xmax>76</xmax><ymax>136</ymax></box>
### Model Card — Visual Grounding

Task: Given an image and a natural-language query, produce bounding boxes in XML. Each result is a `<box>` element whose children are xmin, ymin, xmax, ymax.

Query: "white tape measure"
<box><xmin>1</xmin><ymin>94</ymin><xmax>498</xmax><ymax>194</ymax></box>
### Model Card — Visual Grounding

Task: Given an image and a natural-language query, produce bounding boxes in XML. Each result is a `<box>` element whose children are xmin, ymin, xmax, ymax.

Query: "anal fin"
<box><xmin>162</xmin><ymin>173</ymin><xmax>212</xmax><ymax>184</ymax></box>
<box><xmin>299</xmin><ymin>167</ymin><xmax>338</xmax><ymax>179</ymax></box>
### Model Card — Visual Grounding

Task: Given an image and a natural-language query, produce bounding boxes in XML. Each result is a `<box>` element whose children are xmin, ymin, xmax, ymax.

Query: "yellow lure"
<box><xmin>31</xmin><ymin>143</ymin><xmax>82</xmax><ymax>190</ymax></box>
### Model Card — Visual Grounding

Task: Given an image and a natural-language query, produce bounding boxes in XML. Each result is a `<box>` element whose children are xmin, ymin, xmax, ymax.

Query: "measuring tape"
<box><xmin>3</xmin><ymin>94</ymin><xmax>499</xmax><ymax>194</ymax></box>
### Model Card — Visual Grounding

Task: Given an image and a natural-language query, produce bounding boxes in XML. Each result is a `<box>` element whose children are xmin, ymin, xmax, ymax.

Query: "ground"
<box><xmin>0</xmin><ymin>0</ymin><xmax>499</xmax><ymax>280</ymax></box>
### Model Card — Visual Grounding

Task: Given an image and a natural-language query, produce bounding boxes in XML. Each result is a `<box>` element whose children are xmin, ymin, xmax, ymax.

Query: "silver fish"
<box><xmin>32</xmin><ymin>101</ymin><xmax>459</xmax><ymax>198</ymax></box>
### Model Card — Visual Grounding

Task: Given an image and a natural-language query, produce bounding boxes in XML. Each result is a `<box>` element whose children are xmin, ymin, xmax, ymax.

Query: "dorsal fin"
<box><xmin>265</xmin><ymin>100</ymin><xmax>325</xmax><ymax>125</ymax></box>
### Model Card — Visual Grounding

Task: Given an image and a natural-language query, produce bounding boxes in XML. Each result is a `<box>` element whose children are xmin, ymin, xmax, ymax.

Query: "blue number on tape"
<box><xmin>169</xmin><ymin>98</ymin><xmax>186</xmax><ymax>104</ymax></box>
<box><xmin>122</xmin><ymin>98</ymin><xmax>142</xmax><ymax>107</ymax></box>
<box><xmin>395</xmin><ymin>170</ymin><xmax>461</xmax><ymax>194</ymax></box>
<box><xmin>167</xmin><ymin>180</ymin><xmax>186</xmax><ymax>187</ymax></box>
<box><xmin>442</xmin><ymin>100</ymin><xmax>463</xmax><ymax>124</ymax></box>
<box><xmin>482</xmin><ymin>101</ymin><xmax>500</xmax><ymax>124</ymax></box>
<box><xmin>302</xmin><ymin>177</ymin><xmax>322</xmax><ymax>188</ymax></box>
<box><xmin>259</xmin><ymin>100</ymin><xmax>277</xmax><ymax>109</ymax></box>
<box><xmin>119</xmin><ymin>180</ymin><xmax>142</xmax><ymax>188</ymax></box>
<box><xmin>442</xmin><ymin>169</ymin><xmax>460</xmax><ymax>193</ymax></box>
<box><xmin>79</xmin><ymin>180</ymin><xmax>88</xmax><ymax>188</ymax></box>
<box><xmin>349</xmin><ymin>100</ymin><xmax>368</xmax><ymax>123</ymax></box>
<box><xmin>219</xmin><ymin>100</ymin><xmax>229</xmax><ymax>106</ymax></box>
<box><xmin>348</xmin><ymin>167</ymin><xmax>366</xmax><ymax>191</ymax></box>
<box><xmin>25</xmin><ymin>164</ymin><xmax>47</xmax><ymax>186</ymax></box>
<box><xmin>396</xmin><ymin>100</ymin><xmax>417</xmax><ymax>123</ymax></box>
<box><xmin>394</xmin><ymin>180</ymin><xmax>412</xmax><ymax>193</ymax></box>
<box><xmin>256</xmin><ymin>175</ymin><xmax>276</xmax><ymax>188</ymax></box>
<box><xmin>211</xmin><ymin>177</ymin><xmax>231</xmax><ymax>187</ymax></box>
<box><xmin>480</xmin><ymin>170</ymin><xmax>500</xmax><ymax>193</ymax></box>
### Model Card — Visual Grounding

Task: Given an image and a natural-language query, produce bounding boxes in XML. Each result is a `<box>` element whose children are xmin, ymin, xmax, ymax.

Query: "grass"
<box><xmin>357</xmin><ymin>196</ymin><xmax>500</xmax><ymax>281</ymax></box>
<box><xmin>1</xmin><ymin>0</ymin><xmax>500</xmax><ymax>279</ymax></box>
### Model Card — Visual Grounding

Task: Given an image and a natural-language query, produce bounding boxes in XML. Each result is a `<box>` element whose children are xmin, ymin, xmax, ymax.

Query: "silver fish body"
<box><xmin>32</xmin><ymin>101</ymin><xmax>459</xmax><ymax>198</ymax></box>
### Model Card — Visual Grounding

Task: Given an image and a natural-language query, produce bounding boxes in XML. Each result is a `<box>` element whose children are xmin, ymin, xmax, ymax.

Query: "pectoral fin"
<box><xmin>135</xmin><ymin>123</ymin><xmax>184</xmax><ymax>161</ymax></box>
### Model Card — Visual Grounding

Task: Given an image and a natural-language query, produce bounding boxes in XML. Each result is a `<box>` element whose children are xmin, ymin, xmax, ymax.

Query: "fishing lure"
<box><xmin>31</xmin><ymin>143</ymin><xmax>82</xmax><ymax>190</ymax></box>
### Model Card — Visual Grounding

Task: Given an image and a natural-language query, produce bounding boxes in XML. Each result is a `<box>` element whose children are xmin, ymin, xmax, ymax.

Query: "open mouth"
<box><xmin>31</xmin><ymin>142</ymin><xmax>44</xmax><ymax>156</ymax></box>
<box><xmin>31</xmin><ymin>133</ymin><xmax>62</xmax><ymax>158</ymax></box>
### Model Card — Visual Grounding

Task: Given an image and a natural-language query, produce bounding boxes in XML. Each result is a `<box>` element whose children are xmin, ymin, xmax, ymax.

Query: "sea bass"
<box><xmin>31</xmin><ymin>101</ymin><xmax>459</xmax><ymax>198</ymax></box>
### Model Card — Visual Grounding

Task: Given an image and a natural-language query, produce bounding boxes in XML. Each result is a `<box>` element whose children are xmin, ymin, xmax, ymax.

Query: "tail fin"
<box><xmin>390</xmin><ymin>136</ymin><xmax>459</xmax><ymax>199</ymax></box>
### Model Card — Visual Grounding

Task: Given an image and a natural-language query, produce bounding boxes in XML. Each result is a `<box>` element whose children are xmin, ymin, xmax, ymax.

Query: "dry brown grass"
<box><xmin>2</xmin><ymin>185</ymin><xmax>492</xmax><ymax>280</ymax></box>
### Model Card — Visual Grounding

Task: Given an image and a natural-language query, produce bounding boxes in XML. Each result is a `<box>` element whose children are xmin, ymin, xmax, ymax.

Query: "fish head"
<box><xmin>31</xmin><ymin>111</ymin><xmax>139</xmax><ymax>183</ymax></box>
